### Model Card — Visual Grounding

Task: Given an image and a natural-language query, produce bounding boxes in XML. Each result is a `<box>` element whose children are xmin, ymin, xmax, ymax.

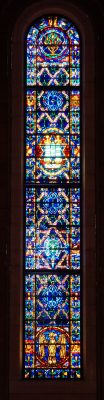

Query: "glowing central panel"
<box><xmin>24</xmin><ymin>15</ymin><xmax>81</xmax><ymax>380</ymax></box>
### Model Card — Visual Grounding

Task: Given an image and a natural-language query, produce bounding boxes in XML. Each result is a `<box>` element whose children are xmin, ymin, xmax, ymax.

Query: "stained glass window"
<box><xmin>24</xmin><ymin>15</ymin><xmax>81</xmax><ymax>380</ymax></box>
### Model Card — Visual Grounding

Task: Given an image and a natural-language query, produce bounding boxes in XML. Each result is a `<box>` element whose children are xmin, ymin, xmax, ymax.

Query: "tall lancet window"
<box><xmin>24</xmin><ymin>15</ymin><xmax>81</xmax><ymax>380</ymax></box>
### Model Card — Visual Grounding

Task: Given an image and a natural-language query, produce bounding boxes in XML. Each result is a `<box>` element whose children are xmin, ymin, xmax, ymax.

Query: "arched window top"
<box><xmin>26</xmin><ymin>15</ymin><xmax>80</xmax><ymax>41</ymax></box>
<box><xmin>26</xmin><ymin>16</ymin><xmax>80</xmax><ymax>88</ymax></box>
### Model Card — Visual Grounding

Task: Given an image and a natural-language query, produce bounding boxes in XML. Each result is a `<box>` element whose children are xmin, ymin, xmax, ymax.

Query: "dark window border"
<box><xmin>10</xmin><ymin>2</ymin><xmax>96</xmax><ymax>398</ymax></box>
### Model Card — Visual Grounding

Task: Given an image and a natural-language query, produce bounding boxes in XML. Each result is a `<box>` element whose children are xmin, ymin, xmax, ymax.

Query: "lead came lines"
<box><xmin>24</xmin><ymin>15</ymin><xmax>81</xmax><ymax>379</ymax></box>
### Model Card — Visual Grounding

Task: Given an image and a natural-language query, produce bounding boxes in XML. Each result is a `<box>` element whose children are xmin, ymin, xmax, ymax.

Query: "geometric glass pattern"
<box><xmin>24</xmin><ymin>15</ymin><xmax>81</xmax><ymax>380</ymax></box>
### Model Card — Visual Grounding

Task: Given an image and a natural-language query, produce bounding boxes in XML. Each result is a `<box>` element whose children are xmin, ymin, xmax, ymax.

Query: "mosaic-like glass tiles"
<box><xmin>24</xmin><ymin>15</ymin><xmax>81</xmax><ymax>380</ymax></box>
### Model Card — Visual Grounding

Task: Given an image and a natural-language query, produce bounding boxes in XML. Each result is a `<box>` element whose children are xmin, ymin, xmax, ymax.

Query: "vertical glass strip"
<box><xmin>24</xmin><ymin>15</ymin><xmax>81</xmax><ymax>380</ymax></box>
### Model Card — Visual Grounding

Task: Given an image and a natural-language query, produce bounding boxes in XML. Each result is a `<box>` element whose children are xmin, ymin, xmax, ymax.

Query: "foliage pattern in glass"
<box><xmin>24</xmin><ymin>15</ymin><xmax>81</xmax><ymax>380</ymax></box>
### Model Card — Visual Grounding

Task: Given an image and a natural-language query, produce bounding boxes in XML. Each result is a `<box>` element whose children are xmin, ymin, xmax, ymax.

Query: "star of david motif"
<box><xmin>35</xmin><ymin>227</ymin><xmax>70</xmax><ymax>269</ymax></box>
<box><xmin>36</xmin><ymin>188</ymin><xmax>69</xmax><ymax>230</ymax></box>
<box><xmin>36</xmin><ymin>275</ymin><xmax>69</xmax><ymax>326</ymax></box>
<box><xmin>35</xmin><ymin>133</ymin><xmax>70</xmax><ymax>183</ymax></box>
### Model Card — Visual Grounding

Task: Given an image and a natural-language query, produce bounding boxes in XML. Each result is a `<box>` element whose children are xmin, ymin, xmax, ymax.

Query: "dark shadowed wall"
<box><xmin>0</xmin><ymin>1</ymin><xmax>104</xmax><ymax>399</ymax></box>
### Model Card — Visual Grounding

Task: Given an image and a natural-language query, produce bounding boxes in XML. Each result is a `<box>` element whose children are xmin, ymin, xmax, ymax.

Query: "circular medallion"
<box><xmin>43</xmin><ymin>91</ymin><xmax>64</xmax><ymax>111</ymax></box>
<box><xmin>37</xmin><ymin>28</ymin><xmax>69</xmax><ymax>61</ymax></box>
<box><xmin>36</xmin><ymin>327</ymin><xmax>69</xmax><ymax>368</ymax></box>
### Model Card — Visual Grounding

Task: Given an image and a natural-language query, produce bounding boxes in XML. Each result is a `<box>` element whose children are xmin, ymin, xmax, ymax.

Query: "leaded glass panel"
<box><xmin>24</xmin><ymin>15</ymin><xmax>81</xmax><ymax>380</ymax></box>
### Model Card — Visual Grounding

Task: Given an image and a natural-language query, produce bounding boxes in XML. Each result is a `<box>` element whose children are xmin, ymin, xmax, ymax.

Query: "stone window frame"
<box><xmin>10</xmin><ymin>2</ymin><xmax>96</xmax><ymax>399</ymax></box>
